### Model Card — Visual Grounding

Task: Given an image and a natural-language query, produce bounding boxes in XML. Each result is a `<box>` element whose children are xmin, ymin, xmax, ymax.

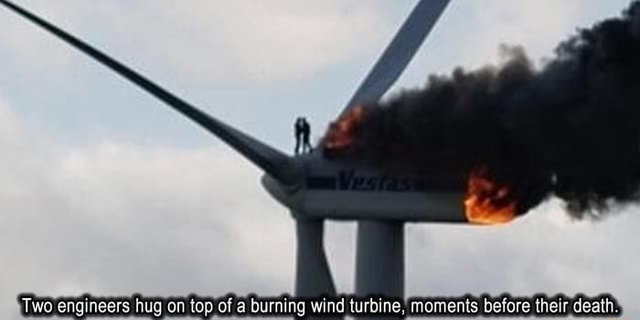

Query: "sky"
<box><xmin>0</xmin><ymin>0</ymin><xmax>638</xmax><ymax>318</ymax></box>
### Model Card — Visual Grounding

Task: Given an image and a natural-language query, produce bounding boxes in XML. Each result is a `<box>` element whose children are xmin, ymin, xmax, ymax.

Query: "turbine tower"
<box><xmin>0</xmin><ymin>0</ymin><xmax>453</xmax><ymax>303</ymax></box>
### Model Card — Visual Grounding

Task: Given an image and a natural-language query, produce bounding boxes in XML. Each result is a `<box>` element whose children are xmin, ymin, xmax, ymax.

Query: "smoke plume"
<box><xmin>328</xmin><ymin>2</ymin><xmax>640</xmax><ymax>219</ymax></box>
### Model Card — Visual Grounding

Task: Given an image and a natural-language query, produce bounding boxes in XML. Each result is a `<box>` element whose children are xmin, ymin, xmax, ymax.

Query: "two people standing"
<box><xmin>294</xmin><ymin>117</ymin><xmax>313</xmax><ymax>155</ymax></box>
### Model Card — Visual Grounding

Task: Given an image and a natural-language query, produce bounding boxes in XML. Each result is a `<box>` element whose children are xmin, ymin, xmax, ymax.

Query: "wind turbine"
<box><xmin>0</xmin><ymin>0</ymin><xmax>456</xmax><ymax>299</ymax></box>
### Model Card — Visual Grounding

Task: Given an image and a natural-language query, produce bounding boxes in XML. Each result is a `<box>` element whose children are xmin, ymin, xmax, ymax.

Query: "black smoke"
<box><xmin>332</xmin><ymin>2</ymin><xmax>640</xmax><ymax>218</ymax></box>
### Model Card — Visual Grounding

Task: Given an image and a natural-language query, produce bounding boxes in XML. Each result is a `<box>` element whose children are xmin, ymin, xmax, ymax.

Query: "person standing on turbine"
<box><xmin>302</xmin><ymin>117</ymin><xmax>313</xmax><ymax>154</ymax></box>
<box><xmin>294</xmin><ymin>117</ymin><xmax>304</xmax><ymax>155</ymax></box>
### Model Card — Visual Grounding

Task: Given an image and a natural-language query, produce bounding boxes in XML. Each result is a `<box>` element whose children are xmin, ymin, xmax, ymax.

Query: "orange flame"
<box><xmin>464</xmin><ymin>167</ymin><xmax>517</xmax><ymax>225</ymax></box>
<box><xmin>323</xmin><ymin>105</ymin><xmax>366</xmax><ymax>151</ymax></box>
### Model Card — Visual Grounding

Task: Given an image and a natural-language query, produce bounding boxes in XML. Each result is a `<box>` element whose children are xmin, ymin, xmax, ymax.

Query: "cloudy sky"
<box><xmin>0</xmin><ymin>0</ymin><xmax>638</xmax><ymax>318</ymax></box>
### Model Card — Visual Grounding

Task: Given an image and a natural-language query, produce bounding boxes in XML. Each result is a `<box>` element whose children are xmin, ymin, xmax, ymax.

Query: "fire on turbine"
<box><xmin>464</xmin><ymin>167</ymin><xmax>517</xmax><ymax>225</ymax></box>
<box><xmin>322</xmin><ymin>106</ymin><xmax>517</xmax><ymax>225</ymax></box>
<box><xmin>322</xmin><ymin>1</ymin><xmax>640</xmax><ymax>222</ymax></box>
<box><xmin>324</xmin><ymin>105</ymin><xmax>366</xmax><ymax>152</ymax></box>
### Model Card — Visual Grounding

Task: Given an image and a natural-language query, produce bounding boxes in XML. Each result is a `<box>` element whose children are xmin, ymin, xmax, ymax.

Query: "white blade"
<box><xmin>0</xmin><ymin>0</ymin><xmax>298</xmax><ymax>184</ymax></box>
<box><xmin>340</xmin><ymin>0</ymin><xmax>451</xmax><ymax>116</ymax></box>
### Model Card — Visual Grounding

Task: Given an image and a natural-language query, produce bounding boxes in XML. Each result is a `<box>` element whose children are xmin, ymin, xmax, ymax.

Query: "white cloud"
<box><xmin>406</xmin><ymin>201</ymin><xmax>640</xmax><ymax>314</ymax></box>
<box><xmin>456</xmin><ymin>0</ymin><xmax>586</xmax><ymax>66</ymax></box>
<box><xmin>0</xmin><ymin>13</ymin><xmax>71</xmax><ymax>71</ymax></box>
<box><xmin>0</xmin><ymin>99</ymin><xmax>296</xmax><ymax>318</ymax></box>
<box><xmin>0</xmin><ymin>0</ymin><xmax>388</xmax><ymax>83</ymax></box>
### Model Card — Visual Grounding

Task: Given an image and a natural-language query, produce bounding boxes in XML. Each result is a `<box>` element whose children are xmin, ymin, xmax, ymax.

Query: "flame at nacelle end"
<box><xmin>464</xmin><ymin>167</ymin><xmax>518</xmax><ymax>225</ymax></box>
<box><xmin>323</xmin><ymin>105</ymin><xmax>366</xmax><ymax>153</ymax></box>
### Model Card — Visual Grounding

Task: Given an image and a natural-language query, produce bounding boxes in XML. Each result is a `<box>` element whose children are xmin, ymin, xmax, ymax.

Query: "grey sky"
<box><xmin>0</xmin><ymin>0</ymin><xmax>638</xmax><ymax>318</ymax></box>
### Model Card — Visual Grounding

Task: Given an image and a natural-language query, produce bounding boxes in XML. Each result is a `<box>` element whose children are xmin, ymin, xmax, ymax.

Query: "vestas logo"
<box><xmin>338</xmin><ymin>170</ymin><xmax>413</xmax><ymax>192</ymax></box>
<box><xmin>305</xmin><ymin>170</ymin><xmax>462</xmax><ymax>192</ymax></box>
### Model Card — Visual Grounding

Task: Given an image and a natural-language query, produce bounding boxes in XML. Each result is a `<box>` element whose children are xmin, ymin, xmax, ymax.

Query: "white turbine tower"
<box><xmin>0</xmin><ymin>0</ymin><xmax>458</xmax><ymax>305</ymax></box>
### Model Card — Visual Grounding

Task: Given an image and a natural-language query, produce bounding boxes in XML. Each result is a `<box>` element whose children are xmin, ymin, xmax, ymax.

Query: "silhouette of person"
<box><xmin>301</xmin><ymin>117</ymin><xmax>313</xmax><ymax>153</ymax></box>
<box><xmin>294</xmin><ymin>117</ymin><xmax>304</xmax><ymax>155</ymax></box>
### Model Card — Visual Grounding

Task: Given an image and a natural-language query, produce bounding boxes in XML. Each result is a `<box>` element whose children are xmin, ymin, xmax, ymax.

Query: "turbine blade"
<box><xmin>0</xmin><ymin>0</ymin><xmax>298</xmax><ymax>184</ymax></box>
<box><xmin>339</xmin><ymin>0</ymin><xmax>451</xmax><ymax>117</ymax></box>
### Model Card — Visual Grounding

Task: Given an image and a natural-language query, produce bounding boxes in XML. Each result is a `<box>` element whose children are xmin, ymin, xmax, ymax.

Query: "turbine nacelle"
<box><xmin>262</xmin><ymin>153</ymin><xmax>467</xmax><ymax>223</ymax></box>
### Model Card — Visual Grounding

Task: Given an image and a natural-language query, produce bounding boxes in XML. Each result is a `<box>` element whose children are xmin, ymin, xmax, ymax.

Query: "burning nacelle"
<box><xmin>303</xmin><ymin>106</ymin><xmax>520</xmax><ymax>225</ymax></box>
<box><xmin>320</xmin><ymin>1</ymin><xmax>640</xmax><ymax>222</ymax></box>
